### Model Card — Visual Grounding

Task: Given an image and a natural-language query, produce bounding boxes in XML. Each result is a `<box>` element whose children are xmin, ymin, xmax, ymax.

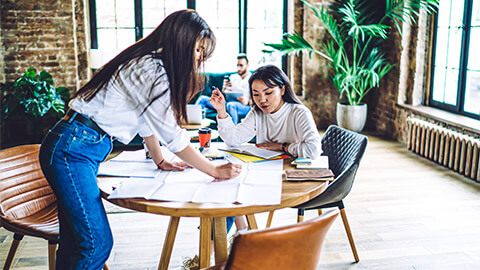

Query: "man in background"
<box><xmin>195</xmin><ymin>54</ymin><xmax>252</xmax><ymax>125</ymax></box>
<box><xmin>222</xmin><ymin>54</ymin><xmax>252</xmax><ymax>125</ymax></box>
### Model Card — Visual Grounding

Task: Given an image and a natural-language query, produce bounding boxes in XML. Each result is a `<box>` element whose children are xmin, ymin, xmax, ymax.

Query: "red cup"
<box><xmin>198</xmin><ymin>128</ymin><xmax>212</xmax><ymax>148</ymax></box>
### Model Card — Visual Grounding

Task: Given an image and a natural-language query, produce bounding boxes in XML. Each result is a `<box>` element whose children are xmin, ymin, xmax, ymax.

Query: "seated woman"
<box><xmin>210</xmin><ymin>65</ymin><xmax>321</xmax><ymax>159</ymax></box>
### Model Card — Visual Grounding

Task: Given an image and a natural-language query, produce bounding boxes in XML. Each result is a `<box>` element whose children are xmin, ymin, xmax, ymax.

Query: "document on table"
<box><xmin>105</xmin><ymin>147</ymin><xmax>283</xmax><ymax>205</ymax></box>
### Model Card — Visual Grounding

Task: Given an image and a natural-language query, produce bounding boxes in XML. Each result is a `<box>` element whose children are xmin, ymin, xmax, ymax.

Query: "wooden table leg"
<box><xmin>246</xmin><ymin>214</ymin><xmax>258</xmax><ymax>229</ymax></box>
<box><xmin>199</xmin><ymin>217</ymin><xmax>212</xmax><ymax>268</ymax></box>
<box><xmin>213</xmin><ymin>217</ymin><xmax>228</xmax><ymax>264</ymax></box>
<box><xmin>158</xmin><ymin>216</ymin><xmax>180</xmax><ymax>270</ymax></box>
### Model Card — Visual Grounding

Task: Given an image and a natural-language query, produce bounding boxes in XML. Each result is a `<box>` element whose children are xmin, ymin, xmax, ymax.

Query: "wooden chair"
<box><xmin>202</xmin><ymin>209</ymin><xmax>339</xmax><ymax>270</ymax></box>
<box><xmin>0</xmin><ymin>145</ymin><xmax>109</xmax><ymax>270</ymax></box>
<box><xmin>265</xmin><ymin>125</ymin><xmax>368</xmax><ymax>262</ymax></box>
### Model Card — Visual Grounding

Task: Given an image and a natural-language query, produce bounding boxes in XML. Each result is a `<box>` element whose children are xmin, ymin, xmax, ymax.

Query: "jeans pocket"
<box><xmin>40</xmin><ymin>131</ymin><xmax>64</xmax><ymax>166</ymax></box>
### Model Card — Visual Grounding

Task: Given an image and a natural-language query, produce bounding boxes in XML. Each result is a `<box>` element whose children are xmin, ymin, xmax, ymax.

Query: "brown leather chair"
<box><xmin>202</xmin><ymin>209</ymin><xmax>339</xmax><ymax>270</ymax></box>
<box><xmin>0</xmin><ymin>145</ymin><xmax>109</xmax><ymax>270</ymax></box>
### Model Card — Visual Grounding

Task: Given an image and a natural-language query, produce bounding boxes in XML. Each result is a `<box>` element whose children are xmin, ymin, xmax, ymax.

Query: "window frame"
<box><xmin>429</xmin><ymin>0</ymin><xmax>480</xmax><ymax>120</ymax></box>
<box><xmin>88</xmin><ymin>0</ymin><xmax>288</xmax><ymax>72</ymax></box>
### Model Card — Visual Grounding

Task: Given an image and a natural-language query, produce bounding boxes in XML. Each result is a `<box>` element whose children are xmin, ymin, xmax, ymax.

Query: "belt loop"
<box><xmin>68</xmin><ymin>112</ymin><xmax>78</xmax><ymax>123</ymax></box>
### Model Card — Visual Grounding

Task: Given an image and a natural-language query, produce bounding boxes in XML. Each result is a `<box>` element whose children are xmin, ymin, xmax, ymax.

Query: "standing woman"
<box><xmin>39</xmin><ymin>10</ymin><xmax>241</xmax><ymax>269</ymax></box>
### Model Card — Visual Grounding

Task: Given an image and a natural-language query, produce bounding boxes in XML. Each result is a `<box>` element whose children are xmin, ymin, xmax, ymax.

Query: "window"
<box><xmin>430</xmin><ymin>0</ymin><xmax>480</xmax><ymax>119</ymax></box>
<box><xmin>88</xmin><ymin>0</ymin><xmax>286</xmax><ymax>72</ymax></box>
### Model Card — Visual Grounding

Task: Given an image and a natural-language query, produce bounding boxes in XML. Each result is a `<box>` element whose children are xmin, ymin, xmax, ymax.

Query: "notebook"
<box><xmin>285</xmin><ymin>169</ymin><xmax>334</xmax><ymax>181</ymax></box>
<box><xmin>186</xmin><ymin>104</ymin><xmax>203</xmax><ymax>124</ymax></box>
<box><xmin>220</xmin><ymin>144</ymin><xmax>282</xmax><ymax>159</ymax></box>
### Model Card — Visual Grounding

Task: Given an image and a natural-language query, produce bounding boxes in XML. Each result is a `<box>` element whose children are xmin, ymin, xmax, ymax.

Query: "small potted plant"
<box><xmin>264</xmin><ymin>0</ymin><xmax>438</xmax><ymax>132</ymax></box>
<box><xmin>1</xmin><ymin>67</ymin><xmax>70</xmax><ymax>147</ymax></box>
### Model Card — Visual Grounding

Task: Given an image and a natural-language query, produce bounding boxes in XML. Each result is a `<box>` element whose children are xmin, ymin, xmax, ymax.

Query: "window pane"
<box><xmin>433</xmin><ymin>28</ymin><xmax>448</xmax><ymax>67</ymax></box>
<box><xmin>444</xmin><ymin>68</ymin><xmax>459</xmax><ymax>105</ymax></box>
<box><xmin>96</xmin><ymin>0</ymin><xmax>116</xmax><ymax>28</ymax></box>
<box><xmin>472</xmin><ymin>0</ymin><xmax>480</xmax><ymax>26</ymax></box>
<box><xmin>142</xmin><ymin>0</ymin><xmax>185</xmax><ymax>29</ymax></box>
<box><xmin>467</xmin><ymin>28</ymin><xmax>480</xmax><ymax>70</ymax></box>
<box><xmin>247</xmin><ymin>0</ymin><xmax>283</xmax><ymax>69</ymax></box>
<box><xmin>464</xmin><ymin>71</ymin><xmax>480</xmax><ymax>115</ymax></box>
<box><xmin>446</xmin><ymin>27</ymin><xmax>463</xmax><ymax>69</ymax></box>
<box><xmin>432</xmin><ymin>67</ymin><xmax>446</xmax><ymax>102</ymax></box>
<box><xmin>436</xmin><ymin>0</ymin><xmax>452</xmax><ymax>27</ymax></box>
<box><xmin>116</xmin><ymin>1</ymin><xmax>135</xmax><ymax>28</ymax></box>
<box><xmin>116</xmin><ymin>29</ymin><xmax>136</xmax><ymax>51</ymax></box>
<box><xmin>97</xmin><ymin>29</ymin><xmax>117</xmax><ymax>50</ymax></box>
<box><xmin>450</xmin><ymin>0</ymin><xmax>466</xmax><ymax>27</ymax></box>
<box><xmin>197</xmin><ymin>0</ymin><xmax>239</xmax><ymax>72</ymax></box>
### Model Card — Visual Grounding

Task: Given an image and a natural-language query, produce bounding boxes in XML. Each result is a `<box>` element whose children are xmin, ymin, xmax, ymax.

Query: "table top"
<box><xmin>180</xmin><ymin>118</ymin><xmax>215</xmax><ymax>130</ymax></box>
<box><xmin>98</xmin><ymin>159</ymin><xmax>328</xmax><ymax>218</ymax></box>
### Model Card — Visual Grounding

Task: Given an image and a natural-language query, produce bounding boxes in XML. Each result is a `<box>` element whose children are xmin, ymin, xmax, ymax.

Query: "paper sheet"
<box><xmin>103</xmin><ymin>144</ymin><xmax>283</xmax><ymax>205</ymax></box>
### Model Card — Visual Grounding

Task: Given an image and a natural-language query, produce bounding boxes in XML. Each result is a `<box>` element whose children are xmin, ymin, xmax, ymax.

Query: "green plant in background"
<box><xmin>1</xmin><ymin>66</ymin><xmax>69</xmax><ymax>120</ymax></box>
<box><xmin>1</xmin><ymin>66</ymin><xmax>70</xmax><ymax>146</ymax></box>
<box><xmin>264</xmin><ymin>0</ymin><xmax>439</xmax><ymax>106</ymax></box>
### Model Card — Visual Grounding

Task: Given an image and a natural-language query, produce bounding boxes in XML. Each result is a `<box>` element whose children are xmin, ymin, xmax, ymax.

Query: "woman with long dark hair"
<box><xmin>211</xmin><ymin>65</ymin><xmax>321</xmax><ymax>159</ymax></box>
<box><xmin>39</xmin><ymin>10</ymin><xmax>241</xmax><ymax>269</ymax></box>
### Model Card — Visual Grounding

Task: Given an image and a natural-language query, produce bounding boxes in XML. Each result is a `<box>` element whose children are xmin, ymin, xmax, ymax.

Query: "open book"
<box><xmin>220</xmin><ymin>144</ymin><xmax>282</xmax><ymax>159</ymax></box>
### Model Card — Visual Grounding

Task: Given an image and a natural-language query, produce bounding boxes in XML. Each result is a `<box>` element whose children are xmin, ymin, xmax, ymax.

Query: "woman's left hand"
<box><xmin>256</xmin><ymin>142</ymin><xmax>283</xmax><ymax>152</ymax></box>
<box><xmin>158</xmin><ymin>160</ymin><xmax>191</xmax><ymax>171</ymax></box>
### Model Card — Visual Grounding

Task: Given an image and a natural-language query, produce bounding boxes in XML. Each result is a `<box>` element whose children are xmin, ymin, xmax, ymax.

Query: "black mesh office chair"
<box><xmin>266</xmin><ymin>125</ymin><xmax>368</xmax><ymax>262</ymax></box>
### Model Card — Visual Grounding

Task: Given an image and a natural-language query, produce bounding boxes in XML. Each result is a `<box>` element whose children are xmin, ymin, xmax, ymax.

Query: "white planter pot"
<box><xmin>336</xmin><ymin>103</ymin><xmax>367</xmax><ymax>132</ymax></box>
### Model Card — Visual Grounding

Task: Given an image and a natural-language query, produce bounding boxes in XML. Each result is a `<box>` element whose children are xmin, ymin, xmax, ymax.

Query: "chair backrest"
<box><xmin>321</xmin><ymin>125</ymin><xmax>368</xmax><ymax>177</ymax></box>
<box><xmin>297</xmin><ymin>125</ymin><xmax>368</xmax><ymax>209</ymax></box>
<box><xmin>225</xmin><ymin>210</ymin><xmax>339</xmax><ymax>270</ymax></box>
<box><xmin>0</xmin><ymin>145</ymin><xmax>56</xmax><ymax>220</ymax></box>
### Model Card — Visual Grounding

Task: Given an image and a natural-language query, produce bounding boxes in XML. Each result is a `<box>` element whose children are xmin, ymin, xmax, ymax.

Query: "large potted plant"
<box><xmin>1</xmin><ymin>67</ymin><xmax>70</xmax><ymax>147</ymax></box>
<box><xmin>264</xmin><ymin>0</ymin><xmax>438</xmax><ymax>132</ymax></box>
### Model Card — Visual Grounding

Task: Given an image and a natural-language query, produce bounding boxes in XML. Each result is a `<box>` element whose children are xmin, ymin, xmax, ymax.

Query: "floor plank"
<box><xmin>1</xmin><ymin>133</ymin><xmax>480</xmax><ymax>269</ymax></box>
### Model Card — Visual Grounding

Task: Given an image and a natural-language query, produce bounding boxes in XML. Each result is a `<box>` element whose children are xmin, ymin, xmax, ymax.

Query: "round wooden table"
<box><xmin>97</xmin><ymin>160</ymin><xmax>328</xmax><ymax>269</ymax></box>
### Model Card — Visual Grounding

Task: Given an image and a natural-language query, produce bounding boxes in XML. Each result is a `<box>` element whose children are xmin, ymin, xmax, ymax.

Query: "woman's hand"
<box><xmin>213</xmin><ymin>162</ymin><xmax>242</xmax><ymax>179</ymax></box>
<box><xmin>158</xmin><ymin>160</ymin><xmax>191</xmax><ymax>171</ymax></box>
<box><xmin>256</xmin><ymin>142</ymin><xmax>283</xmax><ymax>152</ymax></box>
<box><xmin>209</xmin><ymin>88</ymin><xmax>228</xmax><ymax>119</ymax></box>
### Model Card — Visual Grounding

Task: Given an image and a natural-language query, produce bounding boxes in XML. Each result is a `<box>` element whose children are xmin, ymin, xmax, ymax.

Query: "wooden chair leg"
<box><xmin>317</xmin><ymin>209</ymin><xmax>323</xmax><ymax>216</ymax></box>
<box><xmin>4</xmin><ymin>233</ymin><xmax>24</xmax><ymax>270</ymax></box>
<box><xmin>340</xmin><ymin>208</ymin><xmax>359</xmax><ymax>262</ymax></box>
<box><xmin>265</xmin><ymin>211</ymin><xmax>274</xmax><ymax>228</ymax></box>
<box><xmin>246</xmin><ymin>214</ymin><xmax>258</xmax><ymax>230</ymax></box>
<box><xmin>297</xmin><ymin>209</ymin><xmax>304</xmax><ymax>223</ymax></box>
<box><xmin>47</xmin><ymin>240</ymin><xmax>57</xmax><ymax>270</ymax></box>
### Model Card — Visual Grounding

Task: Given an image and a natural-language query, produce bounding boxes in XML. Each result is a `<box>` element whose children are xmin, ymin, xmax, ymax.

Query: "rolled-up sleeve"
<box><xmin>217</xmin><ymin>110</ymin><xmax>256</xmax><ymax>147</ymax></box>
<box><xmin>288</xmin><ymin>109</ymin><xmax>321</xmax><ymax>159</ymax></box>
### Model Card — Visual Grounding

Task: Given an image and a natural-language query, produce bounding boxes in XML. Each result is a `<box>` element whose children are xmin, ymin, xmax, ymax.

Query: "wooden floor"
<box><xmin>2</xmin><ymin>133</ymin><xmax>480</xmax><ymax>269</ymax></box>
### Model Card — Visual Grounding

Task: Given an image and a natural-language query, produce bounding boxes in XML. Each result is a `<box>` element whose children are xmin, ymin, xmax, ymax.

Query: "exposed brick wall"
<box><xmin>301</xmin><ymin>0</ymin><xmax>338</xmax><ymax>130</ymax></box>
<box><xmin>0</xmin><ymin>0</ymin><xmax>88</xmax><ymax>92</ymax></box>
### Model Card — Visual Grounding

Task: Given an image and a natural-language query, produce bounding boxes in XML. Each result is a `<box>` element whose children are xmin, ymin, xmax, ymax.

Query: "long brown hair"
<box><xmin>75</xmin><ymin>10</ymin><xmax>215</xmax><ymax>123</ymax></box>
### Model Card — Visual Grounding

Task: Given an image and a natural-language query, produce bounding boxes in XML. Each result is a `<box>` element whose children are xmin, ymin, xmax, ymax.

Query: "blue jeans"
<box><xmin>226</xmin><ymin>101</ymin><xmax>251</xmax><ymax>125</ymax></box>
<box><xmin>39</xmin><ymin>114</ymin><xmax>113</xmax><ymax>269</ymax></box>
<box><xmin>196</xmin><ymin>96</ymin><xmax>250</xmax><ymax>125</ymax></box>
<box><xmin>195</xmin><ymin>95</ymin><xmax>215</xmax><ymax>110</ymax></box>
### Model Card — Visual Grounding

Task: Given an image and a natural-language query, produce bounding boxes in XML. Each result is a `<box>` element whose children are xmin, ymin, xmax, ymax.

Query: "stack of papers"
<box><xmin>292</xmin><ymin>156</ymin><xmax>329</xmax><ymax>169</ymax></box>
<box><xmin>102</xmin><ymin>148</ymin><xmax>284</xmax><ymax>205</ymax></box>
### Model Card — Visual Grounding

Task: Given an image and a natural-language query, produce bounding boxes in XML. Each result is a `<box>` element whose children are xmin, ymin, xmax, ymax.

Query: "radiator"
<box><xmin>407</xmin><ymin>117</ymin><xmax>480</xmax><ymax>182</ymax></box>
